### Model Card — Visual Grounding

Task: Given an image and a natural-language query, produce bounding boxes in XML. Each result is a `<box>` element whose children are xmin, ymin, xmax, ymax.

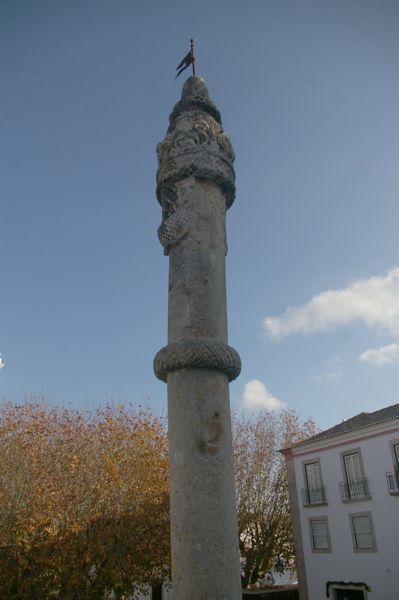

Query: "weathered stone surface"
<box><xmin>154</xmin><ymin>338</ymin><xmax>241</xmax><ymax>382</ymax></box>
<box><xmin>154</xmin><ymin>76</ymin><xmax>242</xmax><ymax>600</ymax></box>
<box><xmin>167</xmin><ymin>369</ymin><xmax>241</xmax><ymax>599</ymax></box>
<box><xmin>156</xmin><ymin>77</ymin><xmax>236</xmax><ymax>255</ymax></box>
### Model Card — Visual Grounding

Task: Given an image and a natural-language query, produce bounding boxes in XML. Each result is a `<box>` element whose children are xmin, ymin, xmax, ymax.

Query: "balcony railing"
<box><xmin>339</xmin><ymin>478</ymin><xmax>370</xmax><ymax>501</ymax></box>
<box><xmin>386</xmin><ymin>471</ymin><xmax>399</xmax><ymax>495</ymax></box>
<box><xmin>301</xmin><ymin>486</ymin><xmax>327</xmax><ymax>506</ymax></box>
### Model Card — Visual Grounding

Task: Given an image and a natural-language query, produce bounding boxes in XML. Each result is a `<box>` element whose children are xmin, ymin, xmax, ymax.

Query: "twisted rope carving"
<box><xmin>154</xmin><ymin>339</ymin><xmax>241</xmax><ymax>383</ymax></box>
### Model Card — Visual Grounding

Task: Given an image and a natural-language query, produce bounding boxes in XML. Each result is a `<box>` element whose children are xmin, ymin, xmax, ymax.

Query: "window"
<box><xmin>340</xmin><ymin>450</ymin><xmax>370</xmax><ymax>501</ymax></box>
<box><xmin>391</xmin><ymin>441</ymin><xmax>399</xmax><ymax>477</ymax></box>
<box><xmin>393</xmin><ymin>443</ymin><xmax>399</xmax><ymax>467</ymax></box>
<box><xmin>349</xmin><ymin>512</ymin><xmax>376</xmax><ymax>552</ymax></box>
<box><xmin>344</xmin><ymin>452</ymin><xmax>362</xmax><ymax>481</ymax></box>
<box><xmin>386</xmin><ymin>440</ymin><xmax>399</xmax><ymax>494</ymax></box>
<box><xmin>309</xmin><ymin>517</ymin><xmax>331</xmax><ymax>552</ymax></box>
<box><xmin>301</xmin><ymin>459</ymin><xmax>327</xmax><ymax>505</ymax></box>
<box><xmin>330</xmin><ymin>586</ymin><xmax>367</xmax><ymax>599</ymax></box>
<box><xmin>327</xmin><ymin>580</ymin><xmax>370</xmax><ymax>599</ymax></box>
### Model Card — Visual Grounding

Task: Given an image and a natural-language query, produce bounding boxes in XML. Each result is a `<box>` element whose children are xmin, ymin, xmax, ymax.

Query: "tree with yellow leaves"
<box><xmin>233</xmin><ymin>409</ymin><xmax>317</xmax><ymax>588</ymax></box>
<box><xmin>0</xmin><ymin>402</ymin><xmax>169</xmax><ymax>599</ymax></box>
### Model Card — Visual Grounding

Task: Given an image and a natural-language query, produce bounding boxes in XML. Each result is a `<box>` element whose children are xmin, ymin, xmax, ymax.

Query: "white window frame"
<box><xmin>349</xmin><ymin>511</ymin><xmax>377</xmax><ymax>553</ymax></box>
<box><xmin>386</xmin><ymin>439</ymin><xmax>399</xmax><ymax>494</ymax></box>
<box><xmin>340</xmin><ymin>448</ymin><xmax>369</xmax><ymax>501</ymax></box>
<box><xmin>302</xmin><ymin>458</ymin><xmax>326</xmax><ymax>505</ymax></box>
<box><xmin>308</xmin><ymin>516</ymin><xmax>331</xmax><ymax>553</ymax></box>
<box><xmin>389</xmin><ymin>439</ymin><xmax>399</xmax><ymax>471</ymax></box>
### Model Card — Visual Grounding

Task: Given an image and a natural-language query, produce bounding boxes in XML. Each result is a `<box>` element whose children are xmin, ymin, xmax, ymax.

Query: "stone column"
<box><xmin>154</xmin><ymin>76</ymin><xmax>242</xmax><ymax>600</ymax></box>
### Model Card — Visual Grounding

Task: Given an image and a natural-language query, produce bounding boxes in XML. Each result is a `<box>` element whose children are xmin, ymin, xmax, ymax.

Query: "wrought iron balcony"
<box><xmin>339</xmin><ymin>478</ymin><xmax>370</xmax><ymax>501</ymax></box>
<box><xmin>301</xmin><ymin>486</ymin><xmax>327</xmax><ymax>506</ymax></box>
<box><xmin>386</xmin><ymin>471</ymin><xmax>399</xmax><ymax>495</ymax></box>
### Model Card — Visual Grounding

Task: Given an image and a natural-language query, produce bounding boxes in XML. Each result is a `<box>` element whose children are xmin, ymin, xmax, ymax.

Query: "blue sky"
<box><xmin>1</xmin><ymin>0</ymin><xmax>399</xmax><ymax>429</ymax></box>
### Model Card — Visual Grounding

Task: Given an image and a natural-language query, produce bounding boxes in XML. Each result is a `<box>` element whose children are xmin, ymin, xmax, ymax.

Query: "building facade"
<box><xmin>282</xmin><ymin>404</ymin><xmax>399</xmax><ymax>600</ymax></box>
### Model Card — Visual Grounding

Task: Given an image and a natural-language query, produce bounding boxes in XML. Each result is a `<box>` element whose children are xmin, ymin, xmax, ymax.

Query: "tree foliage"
<box><xmin>233</xmin><ymin>409</ymin><xmax>317</xmax><ymax>587</ymax></box>
<box><xmin>0</xmin><ymin>402</ymin><xmax>169</xmax><ymax>599</ymax></box>
<box><xmin>0</xmin><ymin>401</ymin><xmax>317</xmax><ymax>595</ymax></box>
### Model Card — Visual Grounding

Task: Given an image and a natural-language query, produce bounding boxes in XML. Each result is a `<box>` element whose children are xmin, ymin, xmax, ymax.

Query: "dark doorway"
<box><xmin>334</xmin><ymin>589</ymin><xmax>365</xmax><ymax>600</ymax></box>
<box><xmin>151</xmin><ymin>584</ymin><xmax>163</xmax><ymax>600</ymax></box>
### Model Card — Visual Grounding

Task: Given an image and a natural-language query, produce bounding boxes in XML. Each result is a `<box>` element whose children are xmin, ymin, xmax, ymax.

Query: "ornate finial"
<box><xmin>170</xmin><ymin>76</ymin><xmax>221</xmax><ymax>126</ymax></box>
<box><xmin>181</xmin><ymin>76</ymin><xmax>209</xmax><ymax>102</ymax></box>
<box><xmin>156</xmin><ymin>78</ymin><xmax>235</xmax><ymax>225</ymax></box>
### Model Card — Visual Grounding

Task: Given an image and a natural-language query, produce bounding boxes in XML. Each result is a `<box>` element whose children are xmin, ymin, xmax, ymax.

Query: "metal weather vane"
<box><xmin>175</xmin><ymin>39</ymin><xmax>196</xmax><ymax>79</ymax></box>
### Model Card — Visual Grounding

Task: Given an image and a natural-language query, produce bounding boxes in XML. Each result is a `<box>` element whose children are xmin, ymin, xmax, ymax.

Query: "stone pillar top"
<box><xmin>156</xmin><ymin>76</ymin><xmax>236</xmax><ymax>210</ymax></box>
<box><xmin>169</xmin><ymin>76</ymin><xmax>222</xmax><ymax>126</ymax></box>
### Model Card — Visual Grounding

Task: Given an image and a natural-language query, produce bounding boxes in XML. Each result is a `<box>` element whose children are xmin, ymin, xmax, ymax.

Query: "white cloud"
<box><xmin>358</xmin><ymin>343</ymin><xmax>399</xmax><ymax>366</ymax></box>
<box><xmin>314</xmin><ymin>355</ymin><xmax>344</xmax><ymax>383</ymax></box>
<box><xmin>243</xmin><ymin>379</ymin><xmax>285</xmax><ymax>410</ymax></box>
<box><xmin>264</xmin><ymin>267</ymin><xmax>399</xmax><ymax>340</ymax></box>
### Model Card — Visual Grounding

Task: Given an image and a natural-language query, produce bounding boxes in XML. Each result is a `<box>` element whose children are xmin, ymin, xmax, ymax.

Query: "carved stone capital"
<box><xmin>156</xmin><ymin>77</ymin><xmax>236</xmax><ymax>212</ymax></box>
<box><xmin>154</xmin><ymin>339</ymin><xmax>242</xmax><ymax>383</ymax></box>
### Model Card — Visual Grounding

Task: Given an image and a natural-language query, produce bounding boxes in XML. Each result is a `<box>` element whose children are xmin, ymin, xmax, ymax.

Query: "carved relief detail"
<box><xmin>156</xmin><ymin>114</ymin><xmax>235</xmax><ymax>212</ymax></box>
<box><xmin>156</xmin><ymin>77</ymin><xmax>236</xmax><ymax>219</ymax></box>
<box><xmin>153</xmin><ymin>339</ymin><xmax>242</xmax><ymax>383</ymax></box>
<box><xmin>157</xmin><ymin>203</ymin><xmax>192</xmax><ymax>256</ymax></box>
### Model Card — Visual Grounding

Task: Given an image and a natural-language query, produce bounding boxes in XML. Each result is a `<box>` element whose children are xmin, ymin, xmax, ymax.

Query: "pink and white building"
<box><xmin>282</xmin><ymin>403</ymin><xmax>399</xmax><ymax>600</ymax></box>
